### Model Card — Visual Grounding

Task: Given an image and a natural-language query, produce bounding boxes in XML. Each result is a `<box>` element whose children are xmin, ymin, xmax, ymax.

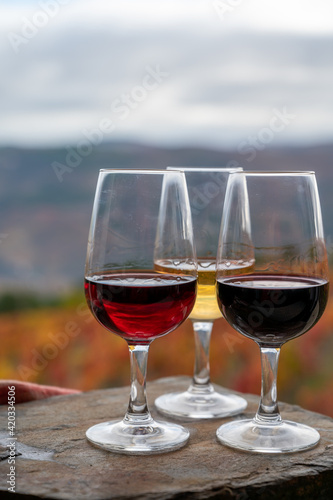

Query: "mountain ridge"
<box><xmin>1</xmin><ymin>141</ymin><xmax>332</xmax><ymax>293</ymax></box>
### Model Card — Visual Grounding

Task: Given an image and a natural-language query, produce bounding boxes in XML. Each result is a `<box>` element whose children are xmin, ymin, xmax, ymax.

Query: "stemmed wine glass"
<box><xmin>154</xmin><ymin>167</ymin><xmax>247</xmax><ymax>419</ymax></box>
<box><xmin>216</xmin><ymin>171</ymin><xmax>329</xmax><ymax>453</ymax></box>
<box><xmin>84</xmin><ymin>169</ymin><xmax>197</xmax><ymax>454</ymax></box>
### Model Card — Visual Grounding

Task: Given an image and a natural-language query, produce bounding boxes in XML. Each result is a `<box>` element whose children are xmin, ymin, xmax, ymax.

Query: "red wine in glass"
<box><xmin>215</xmin><ymin>171</ymin><xmax>330</xmax><ymax>453</ymax></box>
<box><xmin>85</xmin><ymin>272</ymin><xmax>197</xmax><ymax>343</ymax></box>
<box><xmin>217</xmin><ymin>274</ymin><xmax>328</xmax><ymax>346</ymax></box>
<box><xmin>84</xmin><ymin>169</ymin><xmax>197</xmax><ymax>454</ymax></box>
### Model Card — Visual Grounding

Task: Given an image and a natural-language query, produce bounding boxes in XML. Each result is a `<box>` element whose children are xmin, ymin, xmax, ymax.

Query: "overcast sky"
<box><xmin>1</xmin><ymin>0</ymin><xmax>333</xmax><ymax>149</ymax></box>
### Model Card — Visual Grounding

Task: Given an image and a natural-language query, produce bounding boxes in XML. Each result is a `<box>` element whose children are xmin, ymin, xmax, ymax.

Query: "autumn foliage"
<box><xmin>1</xmin><ymin>277</ymin><xmax>333</xmax><ymax>417</ymax></box>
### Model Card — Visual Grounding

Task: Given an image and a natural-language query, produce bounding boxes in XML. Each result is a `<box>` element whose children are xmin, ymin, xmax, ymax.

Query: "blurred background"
<box><xmin>1</xmin><ymin>0</ymin><xmax>333</xmax><ymax>415</ymax></box>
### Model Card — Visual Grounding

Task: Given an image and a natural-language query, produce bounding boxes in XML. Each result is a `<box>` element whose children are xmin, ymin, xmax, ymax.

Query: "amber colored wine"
<box><xmin>85</xmin><ymin>272</ymin><xmax>197</xmax><ymax>344</ymax></box>
<box><xmin>155</xmin><ymin>259</ymin><xmax>255</xmax><ymax>321</ymax></box>
<box><xmin>155</xmin><ymin>259</ymin><xmax>220</xmax><ymax>321</ymax></box>
<box><xmin>189</xmin><ymin>262</ymin><xmax>221</xmax><ymax>321</ymax></box>
<box><xmin>217</xmin><ymin>274</ymin><xmax>329</xmax><ymax>345</ymax></box>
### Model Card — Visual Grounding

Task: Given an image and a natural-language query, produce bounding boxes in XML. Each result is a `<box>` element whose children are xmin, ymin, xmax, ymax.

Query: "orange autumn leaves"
<box><xmin>1</xmin><ymin>278</ymin><xmax>333</xmax><ymax>417</ymax></box>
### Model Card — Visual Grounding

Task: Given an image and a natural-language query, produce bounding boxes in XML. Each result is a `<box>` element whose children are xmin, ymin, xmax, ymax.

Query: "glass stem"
<box><xmin>255</xmin><ymin>346</ymin><xmax>282</xmax><ymax>425</ymax></box>
<box><xmin>190</xmin><ymin>321</ymin><xmax>214</xmax><ymax>391</ymax></box>
<box><xmin>123</xmin><ymin>344</ymin><xmax>153</xmax><ymax>425</ymax></box>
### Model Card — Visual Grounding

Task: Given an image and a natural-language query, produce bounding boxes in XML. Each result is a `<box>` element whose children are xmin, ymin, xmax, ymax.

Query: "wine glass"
<box><xmin>154</xmin><ymin>167</ymin><xmax>248</xmax><ymax>419</ymax></box>
<box><xmin>84</xmin><ymin>169</ymin><xmax>197</xmax><ymax>454</ymax></box>
<box><xmin>216</xmin><ymin>171</ymin><xmax>329</xmax><ymax>453</ymax></box>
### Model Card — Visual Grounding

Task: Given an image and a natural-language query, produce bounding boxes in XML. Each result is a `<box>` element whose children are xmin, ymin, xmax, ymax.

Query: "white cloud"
<box><xmin>226</xmin><ymin>0</ymin><xmax>333</xmax><ymax>35</ymax></box>
<box><xmin>0</xmin><ymin>0</ymin><xmax>333</xmax><ymax>149</ymax></box>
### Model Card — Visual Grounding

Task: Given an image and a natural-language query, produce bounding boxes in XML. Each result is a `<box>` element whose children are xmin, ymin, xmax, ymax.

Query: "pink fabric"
<box><xmin>1</xmin><ymin>380</ymin><xmax>81</xmax><ymax>404</ymax></box>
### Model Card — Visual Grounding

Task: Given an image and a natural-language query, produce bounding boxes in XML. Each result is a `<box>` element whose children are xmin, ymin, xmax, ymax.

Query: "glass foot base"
<box><xmin>216</xmin><ymin>418</ymin><xmax>320</xmax><ymax>453</ymax></box>
<box><xmin>155</xmin><ymin>385</ymin><xmax>247</xmax><ymax>419</ymax></box>
<box><xmin>86</xmin><ymin>418</ymin><xmax>190</xmax><ymax>455</ymax></box>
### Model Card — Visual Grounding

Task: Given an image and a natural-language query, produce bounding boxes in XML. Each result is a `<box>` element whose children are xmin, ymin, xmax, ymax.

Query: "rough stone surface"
<box><xmin>1</xmin><ymin>377</ymin><xmax>333</xmax><ymax>499</ymax></box>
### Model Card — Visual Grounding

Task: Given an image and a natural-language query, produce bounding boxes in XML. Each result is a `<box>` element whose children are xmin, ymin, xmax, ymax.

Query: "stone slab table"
<box><xmin>1</xmin><ymin>376</ymin><xmax>333</xmax><ymax>499</ymax></box>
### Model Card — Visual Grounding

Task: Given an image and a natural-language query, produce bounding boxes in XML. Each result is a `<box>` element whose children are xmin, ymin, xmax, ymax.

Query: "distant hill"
<box><xmin>1</xmin><ymin>141</ymin><xmax>332</xmax><ymax>293</ymax></box>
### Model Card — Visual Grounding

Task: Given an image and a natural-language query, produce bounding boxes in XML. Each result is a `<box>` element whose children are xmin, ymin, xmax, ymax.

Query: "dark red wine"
<box><xmin>85</xmin><ymin>272</ymin><xmax>197</xmax><ymax>343</ymax></box>
<box><xmin>216</xmin><ymin>274</ymin><xmax>328</xmax><ymax>346</ymax></box>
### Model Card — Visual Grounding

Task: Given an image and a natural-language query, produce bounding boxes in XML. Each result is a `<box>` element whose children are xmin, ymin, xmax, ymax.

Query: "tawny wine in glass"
<box><xmin>84</xmin><ymin>169</ymin><xmax>197</xmax><ymax>454</ymax></box>
<box><xmin>216</xmin><ymin>171</ymin><xmax>329</xmax><ymax>453</ymax></box>
<box><xmin>154</xmin><ymin>167</ymin><xmax>247</xmax><ymax>419</ymax></box>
